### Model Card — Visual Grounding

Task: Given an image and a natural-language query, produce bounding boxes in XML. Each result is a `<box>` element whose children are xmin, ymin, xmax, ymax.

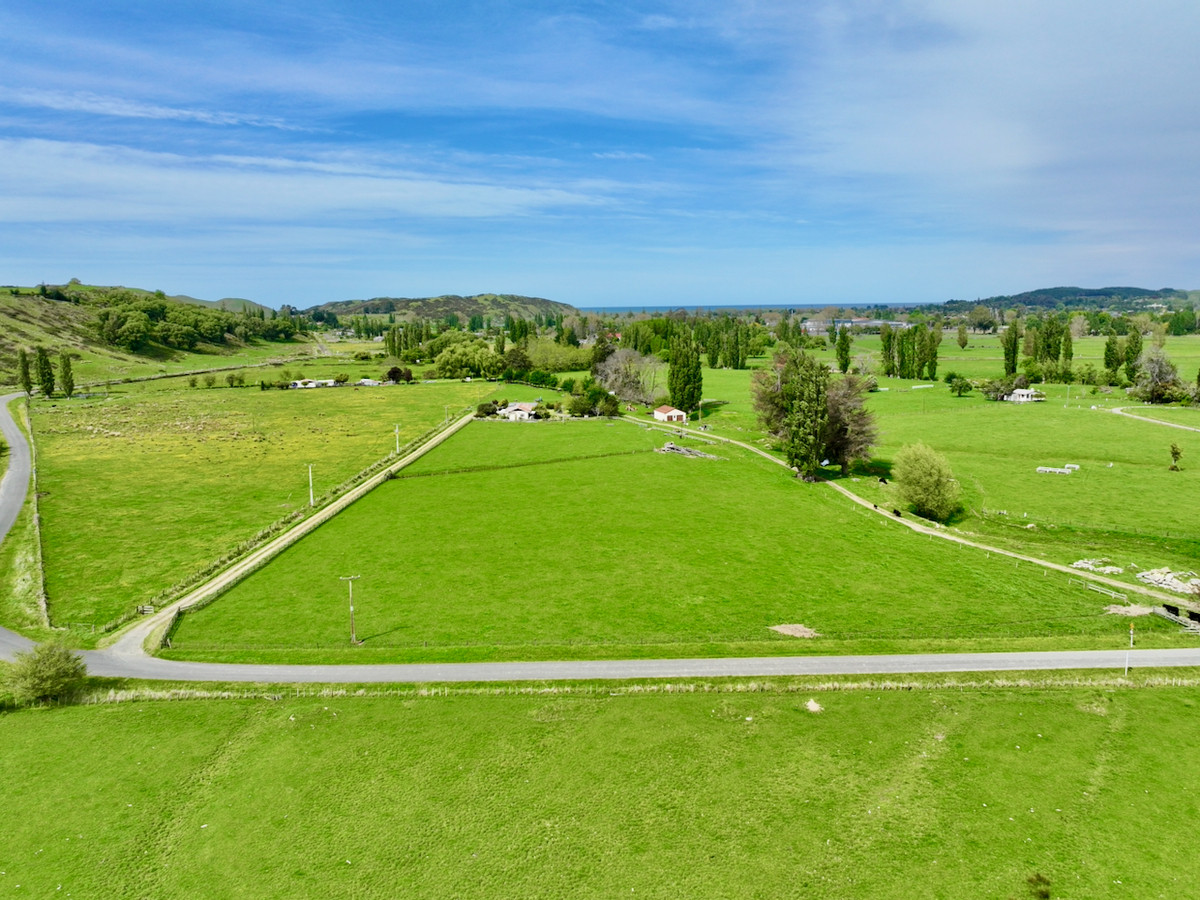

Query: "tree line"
<box><xmin>17</xmin><ymin>347</ymin><xmax>74</xmax><ymax>398</ymax></box>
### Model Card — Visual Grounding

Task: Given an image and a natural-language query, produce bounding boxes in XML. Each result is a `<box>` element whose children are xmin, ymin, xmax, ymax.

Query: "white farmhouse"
<box><xmin>498</xmin><ymin>402</ymin><xmax>538</xmax><ymax>421</ymax></box>
<box><xmin>1006</xmin><ymin>388</ymin><xmax>1045</xmax><ymax>403</ymax></box>
<box><xmin>653</xmin><ymin>405</ymin><xmax>688</xmax><ymax>423</ymax></box>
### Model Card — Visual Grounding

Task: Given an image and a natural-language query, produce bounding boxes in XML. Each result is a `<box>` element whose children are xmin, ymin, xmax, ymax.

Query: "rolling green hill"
<box><xmin>0</xmin><ymin>284</ymin><xmax>310</xmax><ymax>387</ymax></box>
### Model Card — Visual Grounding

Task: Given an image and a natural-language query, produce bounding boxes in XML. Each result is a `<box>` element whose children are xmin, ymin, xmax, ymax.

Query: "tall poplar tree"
<box><xmin>59</xmin><ymin>351</ymin><xmax>74</xmax><ymax>399</ymax></box>
<box><xmin>668</xmin><ymin>335</ymin><xmax>702</xmax><ymax>413</ymax></box>
<box><xmin>34</xmin><ymin>346</ymin><xmax>54</xmax><ymax>397</ymax></box>
<box><xmin>1124</xmin><ymin>328</ymin><xmax>1143</xmax><ymax>382</ymax></box>
<box><xmin>1000</xmin><ymin>324</ymin><xmax>1020</xmax><ymax>375</ymax></box>
<box><xmin>18</xmin><ymin>348</ymin><xmax>32</xmax><ymax>396</ymax></box>
<box><xmin>879</xmin><ymin>324</ymin><xmax>896</xmax><ymax>376</ymax></box>
<box><xmin>835</xmin><ymin>326</ymin><xmax>852</xmax><ymax>374</ymax></box>
<box><xmin>926</xmin><ymin>326</ymin><xmax>943</xmax><ymax>380</ymax></box>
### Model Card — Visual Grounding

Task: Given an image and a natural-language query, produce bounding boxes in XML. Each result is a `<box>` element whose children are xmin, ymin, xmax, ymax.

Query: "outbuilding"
<box><xmin>653</xmin><ymin>405</ymin><xmax>688</xmax><ymax>423</ymax></box>
<box><xmin>1006</xmin><ymin>388</ymin><xmax>1045</xmax><ymax>403</ymax></box>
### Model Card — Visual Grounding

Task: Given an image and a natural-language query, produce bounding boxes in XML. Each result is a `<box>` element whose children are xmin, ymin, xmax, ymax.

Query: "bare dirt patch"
<box><xmin>1104</xmin><ymin>604</ymin><xmax>1153</xmax><ymax>616</ymax></box>
<box><xmin>771</xmin><ymin>624</ymin><xmax>820</xmax><ymax>638</ymax></box>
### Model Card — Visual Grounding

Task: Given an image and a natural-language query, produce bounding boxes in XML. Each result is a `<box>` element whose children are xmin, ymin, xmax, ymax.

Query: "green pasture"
<box><xmin>839</xmin><ymin>386</ymin><xmax>1200</xmax><ymax>578</ymax></box>
<box><xmin>30</xmin><ymin>378</ymin><xmax>497</xmax><ymax>630</ymax></box>
<box><xmin>837</xmin><ymin>332</ymin><xmax>1200</xmax><ymax>382</ymax></box>
<box><xmin>164</xmin><ymin>420</ymin><xmax>1170</xmax><ymax>664</ymax></box>
<box><xmin>4</xmin><ymin>679</ymin><xmax>1200</xmax><ymax>898</ymax></box>
<box><xmin>677</xmin><ymin>353</ymin><xmax>1200</xmax><ymax>583</ymax></box>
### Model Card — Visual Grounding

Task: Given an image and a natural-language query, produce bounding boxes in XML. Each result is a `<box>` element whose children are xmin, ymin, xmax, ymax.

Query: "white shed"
<box><xmin>653</xmin><ymin>405</ymin><xmax>688</xmax><ymax>423</ymax></box>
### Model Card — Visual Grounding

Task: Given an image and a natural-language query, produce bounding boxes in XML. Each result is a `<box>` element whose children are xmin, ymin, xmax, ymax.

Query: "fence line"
<box><xmin>91</xmin><ymin>408</ymin><xmax>471</xmax><ymax>633</ymax></box>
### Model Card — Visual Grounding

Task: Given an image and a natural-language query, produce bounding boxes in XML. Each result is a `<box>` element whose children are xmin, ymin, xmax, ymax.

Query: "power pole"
<box><xmin>340</xmin><ymin>575</ymin><xmax>362</xmax><ymax>645</ymax></box>
<box><xmin>308</xmin><ymin>464</ymin><xmax>314</xmax><ymax>507</ymax></box>
<box><xmin>394</xmin><ymin>423</ymin><xmax>400</xmax><ymax>455</ymax></box>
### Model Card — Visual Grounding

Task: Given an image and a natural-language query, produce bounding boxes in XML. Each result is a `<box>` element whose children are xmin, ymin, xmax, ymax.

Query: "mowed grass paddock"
<box><xmin>31</xmin><ymin>378</ymin><xmax>496</xmax><ymax>629</ymax></box>
<box><xmin>3</xmin><ymin>680</ymin><xmax>1200</xmax><ymax>898</ymax></box>
<box><xmin>163</xmin><ymin>420</ymin><xmax>1164</xmax><ymax>664</ymax></box>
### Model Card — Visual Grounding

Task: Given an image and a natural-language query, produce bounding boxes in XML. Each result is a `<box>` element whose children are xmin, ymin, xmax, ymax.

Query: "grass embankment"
<box><xmin>164</xmin><ymin>420</ymin><xmax>1178</xmax><ymax>664</ymax></box>
<box><xmin>3</xmin><ymin>676</ymin><xmax>1199</xmax><ymax>898</ymax></box>
<box><xmin>32</xmin><ymin>378</ymin><xmax>496</xmax><ymax>629</ymax></box>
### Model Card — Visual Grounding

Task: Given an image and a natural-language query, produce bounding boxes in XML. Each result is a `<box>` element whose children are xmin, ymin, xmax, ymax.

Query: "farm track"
<box><xmin>1110</xmin><ymin>405</ymin><xmax>1200</xmax><ymax>433</ymax></box>
<box><xmin>0</xmin><ymin>400</ymin><xmax>1197</xmax><ymax>683</ymax></box>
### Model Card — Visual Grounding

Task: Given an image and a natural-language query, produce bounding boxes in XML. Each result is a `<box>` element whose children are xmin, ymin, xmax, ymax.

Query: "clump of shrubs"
<box><xmin>4</xmin><ymin>642</ymin><xmax>87</xmax><ymax>706</ymax></box>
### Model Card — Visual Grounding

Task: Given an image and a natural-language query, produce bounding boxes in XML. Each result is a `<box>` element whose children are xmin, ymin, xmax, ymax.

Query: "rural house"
<box><xmin>498</xmin><ymin>402</ymin><xmax>538</xmax><ymax>421</ymax></box>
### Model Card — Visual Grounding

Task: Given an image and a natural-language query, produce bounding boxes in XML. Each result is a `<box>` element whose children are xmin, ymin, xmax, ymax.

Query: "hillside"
<box><xmin>304</xmin><ymin>293</ymin><xmax>578</xmax><ymax>321</ymax></box>
<box><xmin>174</xmin><ymin>295</ymin><xmax>273</xmax><ymax>315</ymax></box>
<box><xmin>942</xmin><ymin>285</ymin><xmax>1194</xmax><ymax>313</ymax></box>
<box><xmin>0</xmin><ymin>284</ymin><xmax>309</xmax><ymax>387</ymax></box>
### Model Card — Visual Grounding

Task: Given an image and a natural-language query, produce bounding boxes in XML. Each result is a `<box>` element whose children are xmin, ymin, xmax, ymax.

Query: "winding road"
<box><xmin>1</xmin><ymin>391</ymin><xmax>1198</xmax><ymax>683</ymax></box>
<box><xmin>0</xmin><ymin>392</ymin><xmax>32</xmax><ymax>549</ymax></box>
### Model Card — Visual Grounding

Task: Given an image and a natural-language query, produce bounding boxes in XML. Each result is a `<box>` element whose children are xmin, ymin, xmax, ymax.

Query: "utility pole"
<box><xmin>308</xmin><ymin>464</ymin><xmax>314</xmax><ymax>507</ymax></box>
<box><xmin>395</xmin><ymin>423</ymin><xmax>400</xmax><ymax>455</ymax></box>
<box><xmin>444</xmin><ymin>404</ymin><xmax>450</xmax><ymax>424</ymax></box>
<box><xmin>340</xmin><ymin>575</ymin><xmax>362</xmax><ymax>645</ymax></box>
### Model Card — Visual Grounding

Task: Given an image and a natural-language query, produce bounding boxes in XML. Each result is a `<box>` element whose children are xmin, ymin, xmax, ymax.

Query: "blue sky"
<box><xmin>2</xmin><ymin>1</ymin><xmax>1198</xmax><ymax>309</ymax></box>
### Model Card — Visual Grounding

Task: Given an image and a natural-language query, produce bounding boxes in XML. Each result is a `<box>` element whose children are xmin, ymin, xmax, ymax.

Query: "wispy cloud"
<box><xmin>593</xmin><ymin>151</ymin><xmax>652</xmax><ymax>161</ymax></box>
<box><xmin>0</xmin><ymin>86</ymin><xmax>304</xmax><ymax>130</ymax></box>
<box><xmin>0</xmin><ymin>139</ymin><xmax>613</xmax><ymax>224</ymax></box>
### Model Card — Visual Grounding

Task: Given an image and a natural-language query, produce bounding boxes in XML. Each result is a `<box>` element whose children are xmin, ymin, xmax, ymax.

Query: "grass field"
<box><xmin>161</xmin><ymin>419</ymin><xmax>1182</xmax><ymax>664</ymax></box>
<box><xmin>836</xmin><ymin>386</ymin><xmax>1200</xmax><ymax>581</ymax></box>
<box><xmin>30</xmin><ymin>377</ymin><xmax>498</xmax><ymax>630</ymax></box>
<box><xmin>678</xmin><ymin>356</ymin><xmax>1200</xmax><ymax>588</ymax></box>
<box><xmin>3</xmin><ymin>676</ymin><xmax>1200</xmax><ymax>898</ymax></box>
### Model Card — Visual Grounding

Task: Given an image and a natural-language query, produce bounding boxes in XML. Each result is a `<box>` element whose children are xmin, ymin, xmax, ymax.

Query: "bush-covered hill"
<box><xmin>303</xmin><ymin>292</ymin><xmax>578</xmax><ymax>322</ymax></box>
<box><xmin>0</xmin><ymin>283</ymin><xmax>309</xmax><ymax>386</ymax></box>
